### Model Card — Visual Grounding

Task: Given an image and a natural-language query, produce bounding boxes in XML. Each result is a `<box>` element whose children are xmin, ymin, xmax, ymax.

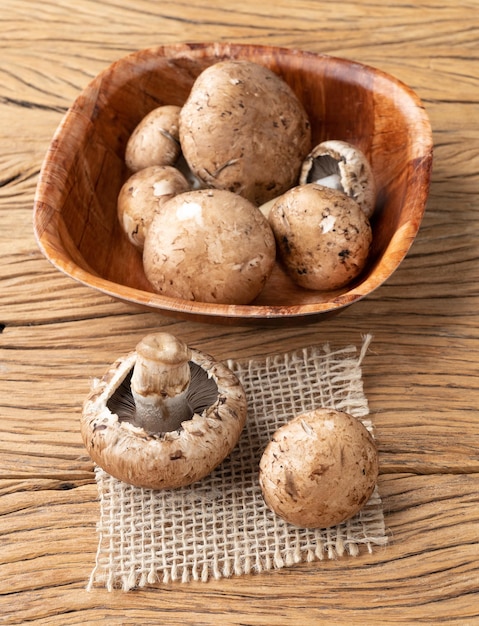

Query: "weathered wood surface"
<box><xmin>1</xmin><ymin>0</ymin><xmax>478</xmax><ymax>623</ymax></box>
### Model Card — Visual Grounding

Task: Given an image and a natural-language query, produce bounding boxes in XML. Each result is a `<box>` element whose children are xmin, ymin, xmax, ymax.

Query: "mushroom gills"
<box><xmin>305</xmin><ymin>154</ymin><xmax>343</xmax><ymax>191</ymax></box>
<box><xmin>107</xmin><ymin>362</ymin><xmax>219</xmax><ymax>435</ymax></box>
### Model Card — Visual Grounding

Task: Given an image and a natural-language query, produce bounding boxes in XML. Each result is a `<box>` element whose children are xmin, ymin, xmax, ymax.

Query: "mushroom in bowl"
<box><xmin>142</xmin><ymin>188</ymin><xmax>276</xmax><ymax>305</ymax></box>
<box><xmin>299</xmin><ymin>139</ymin><xmax>377</xmax><ymax>219</ymax></box>
<box><xmin>179</xmin><ymin>59</ymin><xmax>311</xmax><ymax>206</ymax></box>
<box><xmin>117</xmin><ymin>165</ymin><xmax>190</xmax><ymax>251</ymax></box>
<box><xmin>268</xmin><ymin>183</ymin><xmax>373</xmax><ymax>291</ymax></box>
<box><xmin>125</xmin><ymin>105</ymin><xmax>182</xmax><ymax>172</ymax></box>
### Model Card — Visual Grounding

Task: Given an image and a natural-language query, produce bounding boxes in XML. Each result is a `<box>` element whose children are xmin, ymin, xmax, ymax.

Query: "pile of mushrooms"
<box><xmin>117</xmin><ymin>60</ymin><xmax>377</xmax><ymax>303</ymax></box>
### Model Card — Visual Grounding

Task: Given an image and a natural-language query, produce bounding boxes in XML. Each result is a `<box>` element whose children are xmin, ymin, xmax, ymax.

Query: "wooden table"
<box><xmin>2</xmin><ymin>1</ymin><xmax>478</xmax><ymax>623</ymax></box>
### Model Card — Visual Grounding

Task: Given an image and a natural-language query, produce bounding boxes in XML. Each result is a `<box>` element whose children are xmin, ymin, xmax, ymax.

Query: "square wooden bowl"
<box><xmin>33</xmin><ymin>43</ymin><xmax>433</xmax><ymax>325</ymax></box>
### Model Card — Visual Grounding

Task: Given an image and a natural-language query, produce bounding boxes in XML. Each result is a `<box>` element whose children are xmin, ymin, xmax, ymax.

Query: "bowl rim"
<box><xmin>32</xmin><ymin>42</ymin><xmax>434</xmax><ymax>323</ymax></box>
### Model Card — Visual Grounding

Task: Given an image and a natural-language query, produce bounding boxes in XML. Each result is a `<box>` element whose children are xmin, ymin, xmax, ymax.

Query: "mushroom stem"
<box><xmin>305</xmin><ymin>154</ymin><xmax>343</xmax><ymax>191</ymax></box>
<box><xmin>314</xmin><ymin>173</ymin><xmax>343</xmax><ymax>190</ymax></box>
<box><xmin>130</xmin><ymin>333</ymin><xmax>193</xmax><ymax>433</ymax></box>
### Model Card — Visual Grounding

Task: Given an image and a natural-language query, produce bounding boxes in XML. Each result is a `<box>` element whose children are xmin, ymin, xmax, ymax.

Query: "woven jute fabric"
<box><xmin>87</xmin><ymin>335</ymin><xmax>387</xmax><ymax>591</ymax></box>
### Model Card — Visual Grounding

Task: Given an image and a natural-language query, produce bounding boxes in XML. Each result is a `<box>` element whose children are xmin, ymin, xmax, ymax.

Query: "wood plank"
<box><xmin>0</xmin><ymin>475</ymin><xmax>477</xmax><ymax>623</ymax></box>
<box><xmin>1</xmin><ymin>0</ymin><xmax>478</xmax><ymax>622</ymax></box>
<box><xmin>1</xmin><ymin>314</ymin><xmax>478</xmax><ymax>486</ymax></box>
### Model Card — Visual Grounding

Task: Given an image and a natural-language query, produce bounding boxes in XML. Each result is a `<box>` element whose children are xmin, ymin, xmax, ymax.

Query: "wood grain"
<box><xmin>1</xmin><ymin>0</ymin><xmax>479</xmax><ymax>623</ymax></box>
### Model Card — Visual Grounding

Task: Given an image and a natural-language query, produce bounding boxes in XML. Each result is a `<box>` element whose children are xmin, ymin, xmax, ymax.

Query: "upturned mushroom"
<box><xmin>300</xmin><ymin>140</ymin><xmax>376</xmax><ymax>218</ymax></box>
<box><xmin>117</xmin><ymin>165</ymin><xmax>190</xmax><ymax>250</ymax></box>
<box><xmin>125</xmin><ymin>105</ymin><xmax>182</xmax><ymax>172</ymax></box>
<box><xmin>179</xmin><ymin>60</ymin><xmax>311</xmax><ymax>205</ymax></box>
<box><xmin>81</xmin><ymin>332</ymin><xmax>247</xmax><ymax>490</ymax></box>
<box><xmin>259</xmin><ymin>408</ymin><xmax>379</xmax><ymax>529</ymax></box>
<box><xmin>268</xmin><ymin>183</ymin><xmax>372</xmax><ymax>291</ymax></box>
<box><xmin>143</xmin><ymin>188</ymin><xmax>276</xmax><ymax>304</ymax></box>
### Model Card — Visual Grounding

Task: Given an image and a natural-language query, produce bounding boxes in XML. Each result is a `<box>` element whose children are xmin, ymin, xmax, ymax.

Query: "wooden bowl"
<box><xmin>33</xmin><ymin>43</ymin><xmax>433</xmax><ymax>325</ymax></box>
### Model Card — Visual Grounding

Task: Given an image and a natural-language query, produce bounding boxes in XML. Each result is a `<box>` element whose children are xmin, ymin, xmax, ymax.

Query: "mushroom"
<box><xmin>300</xmin><ymin>140</ymin><xmax>376</xmax><ymax>218</ymax></box>
<box><xmin>117</xmin><ymin>165</ymin><xmax>190</xmax><ymax>250</ymax></box>
<box><xmin>81</xmin><ymin>332</ymin><xmax>248</xmax><ymax>490</ymax></box>
<box><xmin>179</xmin><ymin>60</ymin><xmax>311</xmax><ymax>205</ymax></box>
<box><xmin>125</xmin><ymin>105</ymin><xmax>181</xmax><ymax>172</ymax></box>
<box><xmin>142</xmin><ymin>188</ymin><xmax>276</xmax><ymax>304</ymax></box>
<box><xmin>268</xmin><ymin>183</ymin><xmax>372</xmax><ymax>291</ymax></box>
<box><xmin>259</xmin><ymin>408</ymin><xmax>379</xmax><ymax>529</ymax></box>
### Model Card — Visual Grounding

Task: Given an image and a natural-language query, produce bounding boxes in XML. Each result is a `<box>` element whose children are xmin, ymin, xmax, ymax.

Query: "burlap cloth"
<box><xmin>87</xmin><ymin>334</ymin><xmax>387</xmax><ymax>591</ymax></box>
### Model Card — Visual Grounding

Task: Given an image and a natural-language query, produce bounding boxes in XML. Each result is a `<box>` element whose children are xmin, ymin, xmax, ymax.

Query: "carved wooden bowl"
<box><xmin>33</xmin><ymin>43</ymin><xmax>433</xmax><ymax>325</ymax></box>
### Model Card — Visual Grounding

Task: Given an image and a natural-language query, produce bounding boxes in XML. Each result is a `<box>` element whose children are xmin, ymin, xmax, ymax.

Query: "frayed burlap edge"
<box><xmin>87</xmin><ymin>334</ymin><xmax>387</xmax><ymax>591</ymax></box>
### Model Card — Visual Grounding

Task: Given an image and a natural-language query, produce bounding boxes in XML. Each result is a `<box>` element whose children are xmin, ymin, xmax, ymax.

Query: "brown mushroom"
<box><xmin>300</xmin><ymin>140</ymin><xmax>376</xmax><ymax>218</ymax></box>
<box><xmin>142</xmin><ymin>188</ymin><xmax>276</xmax><ymax>304</ymax></box>
<box><xmin>259</xmin><ymin>408</ymin><xmax>379</xmax><ymax>529</ymax></box>
<box><xmin>179</xmin><ymin>60</ymin><xmax>311</xmax><ymax>205</ymax></box>
<box><xmin>125</xmin><ymin>105</ymin><xmax>181</xmax><ymax>172</ymax></box>
<box><xmin>117</xmin><ymin>165</ymin><xmax>190</xmax><ymax>250</ymax></box>
<box><xmin>81</xmin><ymin>332</ymin><xmax>247</xmax><ymax>490</ymax></box>
<box><xmin>268</xmin><ymin>183</ymin><xmax>372</xmax><ymax>291</ymax></box>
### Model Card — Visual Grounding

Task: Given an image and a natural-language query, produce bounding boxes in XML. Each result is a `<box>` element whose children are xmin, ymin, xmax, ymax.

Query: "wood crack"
<box><xmin>0</xmin><ymin>95</ymin><xmax>67</xmax><ymax>113</ymax></box>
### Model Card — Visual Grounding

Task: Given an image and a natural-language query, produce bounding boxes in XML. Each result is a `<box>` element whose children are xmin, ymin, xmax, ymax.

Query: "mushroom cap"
<box><xmin>143</xmin><ymin>188</ymin><xmax>276</xmax><ymax>304</ymax></box>
<box><xmin>179</xmin><ymin>60</ymin><xmax>311</xmax><ymax>205</ymax></box>
<box><xmin>81</xmin><ymin>346</ymin><xmax>247</xmax><ymax>490</ymax></box>
<box><xmin>300</xmin><ymin>140</ymin><xmax>376</xmax><ymax>218</ymax></box>
<box><xmin>117</xmin><ymin>165</ymin><xmax>190</xmax><ymax>250</ymax></box>
<box><xmin>268</xmin><ymin>183</ymin><xmax>372</xmax><ymax>291</ymax></box>
<box><xmin>125</xmin><ymin>105</ymin><xmax>181</xmax><ymax>172</ymax></box>
<box><xmin>259</xmin><ymin>408</ymin><xmax>379</xmax><ymax>529</ymax></box>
